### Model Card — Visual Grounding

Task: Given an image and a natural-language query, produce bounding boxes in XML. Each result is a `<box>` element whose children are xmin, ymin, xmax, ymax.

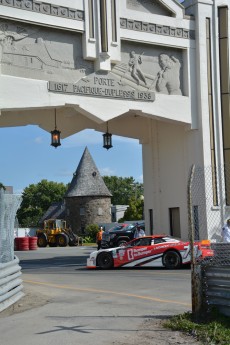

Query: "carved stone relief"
<box><xmin>0</xmin><ymin>20</ymin><xmax>93</xmax><ymax>82</ymax></box>
<box><xmin>111</xmin><ymin>42</ymin><xmax>183</xmax><ymax>95</ymax></box>
<box><xmin>120</xmin><ymin>18</ymin><xmax>195</xmax><ymax>40</ymax></box>
<box><xmin>0</xmin><ymin>0</ymin><xmax>84</xmax><ymax>21</ymax></box>
<box><xmin>0</xmin><ymin>20</ymin><xmax>183</xmax><ymax>97</ymax></box>
<box><xmin>126</xmin><ymin>0</ymin><xmax>172</xmax><ymax>16</ymax></box>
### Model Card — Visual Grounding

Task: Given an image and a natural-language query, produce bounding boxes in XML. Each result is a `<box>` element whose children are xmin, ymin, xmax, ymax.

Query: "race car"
<box><xmin>86</xmin><ymin>235</ymin><xmax>213</xmax><ymax>269</ymax></box>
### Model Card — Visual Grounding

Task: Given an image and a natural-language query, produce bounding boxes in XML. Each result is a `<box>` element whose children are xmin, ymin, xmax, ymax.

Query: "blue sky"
<box><xmin>0</xmin><ymin>126</ymin><xmax>143</xmax><ymax>194</ymax></box>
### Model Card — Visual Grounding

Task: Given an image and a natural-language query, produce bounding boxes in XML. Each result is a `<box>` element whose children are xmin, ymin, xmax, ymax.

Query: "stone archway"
<box><xmin>0</xmin><ymin>0</ymin><xmax>206</xmax><ymax>239</ymax></box>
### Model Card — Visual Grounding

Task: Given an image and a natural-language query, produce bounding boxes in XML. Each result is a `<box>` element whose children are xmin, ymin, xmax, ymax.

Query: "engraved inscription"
<box><xmin>48</xmin><ymin>77</ymin><xmax>155</xmax><ymax>102</ymax></box>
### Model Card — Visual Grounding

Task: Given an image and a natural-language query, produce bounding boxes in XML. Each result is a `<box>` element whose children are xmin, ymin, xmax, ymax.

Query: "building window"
<box><xmin>80</xmin><ymin>208</ymin><xmax>85</xmax><ymax>216</ymax></box>
<box><xmin>169</xmin><ymin>207</ymin><xmax>181</xmax><ymax>238</ymax></box>
<box><xmin>100</xmin><ymin>0</ymin><xmax>108</xmax><ymax>52</ymax></box>
<box><xmin>111</xmin><ymin>0</ymin><xmax>117</xmax><ymax>42</ymax></box>
<box><xmin>88</xmin><ymin>0</ymin><xmax>95</xmax><ymax>39</ymax></box>
<box><xmin>206</xmin><ymin>18</ymin><xmax>218</xmax><ymax>206</ymax></box>
<box><xmin>98</xmin><ymin>208</ymin><xmax>103</xmax><ymax>216</ymax></box>
<box><xmin>218</xmin><ymin>7</ymin><xmax>230</xmax><ymax>205</ymax></box>
<box><xmin>112</xmin><ymin>212</ymin><xmax>116</xmax><ymax>222</ymax></box>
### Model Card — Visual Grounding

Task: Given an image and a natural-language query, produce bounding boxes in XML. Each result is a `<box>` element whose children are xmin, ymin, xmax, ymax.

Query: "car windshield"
<box><xmin>108</xmin><ymin>224</ymin><xmax>135</xmax><ymax>232</ymax></box>
<box><xmin>122</xmin><ymin>224</ymin><xmax>135</xmax><ymax>231</ymax></box>
<box><xmin>108</xmin><ymin>225</ymin><xmax>124</xmax><ymax>232</ymax></box>
<box><xmin>107</xmin><ymin>224</ymin><xmax>125</xmax><ymax>232</ymax></box>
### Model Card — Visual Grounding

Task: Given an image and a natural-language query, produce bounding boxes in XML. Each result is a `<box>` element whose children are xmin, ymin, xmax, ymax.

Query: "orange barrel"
<box><xmin>29</xmin><ymin>236</ymin><xmax>38</xmax><ymax>250</ymax></box>
<box><xmin>18</xmin><ymin>237</ymin><xmax>29</xmax><ymax>251</ymax></box>
<box><xmin>14</xmin><ymin>237</ymin><xmax>20</xmax><ymax>250</ymax></box>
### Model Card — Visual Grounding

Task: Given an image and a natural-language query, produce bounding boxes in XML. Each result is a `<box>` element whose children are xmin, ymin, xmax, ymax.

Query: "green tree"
<box><xmin>0</xmin><ymin>182</ymin><xmax>6</xmax><ymax>190</ymax></box>
<box><xmin>119</xmin><ymin>196</ymin><xmax>144</xmax><ymax>222</ymax></box>
<box><xmin>103</xmin><ymin>176</ymin><xmax>143</xmax><ymax>205</ymax></box>
<box><xmin>17</xmin><ymin>179</ymin><xmax>67</xmax><ymax>227</ymax></box>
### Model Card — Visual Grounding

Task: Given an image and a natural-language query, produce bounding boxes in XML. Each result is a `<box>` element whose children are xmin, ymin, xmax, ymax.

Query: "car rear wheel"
<box><xmin>97</xmin><ymin>252</ymin><xmax>114</xmax><ymax>269</ymax></box>
<box><xmin>162</xmin><ymin>251</ymin><xmax>181</xmax><ymax>269</ymax></box>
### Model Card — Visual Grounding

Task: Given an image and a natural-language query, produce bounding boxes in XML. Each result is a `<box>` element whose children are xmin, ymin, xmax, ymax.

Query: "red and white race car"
<box><xmin>87</xmin><ymin>235</ymin><xmax>213</xmax><ymax>269</ymax></box>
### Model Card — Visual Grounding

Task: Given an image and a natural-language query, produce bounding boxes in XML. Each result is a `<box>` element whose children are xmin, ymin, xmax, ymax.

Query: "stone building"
<box><xmin>65</xmin><ymin>147</ymin><xmax>112</xmax><ymax>233</ymax></box>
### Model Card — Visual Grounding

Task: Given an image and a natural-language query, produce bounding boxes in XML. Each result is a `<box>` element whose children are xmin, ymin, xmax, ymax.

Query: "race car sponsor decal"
<box><xmin>118</xmin><ymin>249</ymin><xmax>126</xmax><ymax>260</ymax></box>
<box><xmin>154</xmin><ymin>243</ymin><xmax>179</xmax><ymax>250</ymax></box>
<box><xmin>183</xmin><ymin>245</ymin><xmax>191</xmax><ymax>259</ymax></box>
<box><xmin>134</xmin><ymin>254</ymin><xmax>163</xmax><ymax>267</ymax></box>
<box><xmin>123</xmin><ymin>254</ymin><xmax>163</xmax><ymax>267</ymax></box>
<box><xmin>127</xmin><ymin>249</ymin><xmax>134</xmax><ymax>261</ymax></box>
<box><xmin>127</xmin><ymin>247</ymin><xmax>152</xmax><ymax>261</ymax></box>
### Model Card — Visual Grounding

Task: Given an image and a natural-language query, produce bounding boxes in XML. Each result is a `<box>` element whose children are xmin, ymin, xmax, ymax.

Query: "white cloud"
<box><xmin>99</xmin><ymin>167</ymin><xmax>116</xmax><ymax>176</ymax></box>
<box><xmin>34</xmin><ymin>136</ymin><xmax>43</xmax><ymax>144</ymax></box>
<box><xmin>136</xmin><ymin>175</ymin><xmax>143</xmax><ymax>182</ymax></box>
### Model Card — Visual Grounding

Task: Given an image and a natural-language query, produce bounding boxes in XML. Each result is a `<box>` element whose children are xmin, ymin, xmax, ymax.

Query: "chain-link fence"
<box><xmin>0</xmin><ymin>188</ymin><xmax>24</xmax><ymax>312</ymax></box>
<box><xmin>188</xmin><ymin>164</ymin><xmax>230</xmax><ymax>318</ymax></box>
<box><xmin>0</xmin><ymin>189</ymin><xmax>22</xmax><ymax>263</ymax></box>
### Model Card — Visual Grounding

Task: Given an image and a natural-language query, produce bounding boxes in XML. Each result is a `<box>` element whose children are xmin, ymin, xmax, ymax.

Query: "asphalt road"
<box><xmin>0</xmin><ymin>246</ymin><xmax>195</xmax><ymax>345</ymax></box>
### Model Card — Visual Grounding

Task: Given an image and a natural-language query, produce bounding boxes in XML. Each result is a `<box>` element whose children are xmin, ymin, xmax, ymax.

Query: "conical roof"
<box><xmin>65</xmin><ymin>147</ymin><xmax>112</xmax><ymax>197</ymax></box>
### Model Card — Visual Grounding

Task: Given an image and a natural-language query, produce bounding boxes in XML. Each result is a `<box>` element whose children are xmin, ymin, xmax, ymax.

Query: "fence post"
<box><xmin>188</xmin><ymin>164</ymin><xmax>203</xmax><ymax>320</ymax></box>
<box><xmin>188</xmin><ymin>165</ymin><xmax>195</xmax><ymax>265</ymax></box>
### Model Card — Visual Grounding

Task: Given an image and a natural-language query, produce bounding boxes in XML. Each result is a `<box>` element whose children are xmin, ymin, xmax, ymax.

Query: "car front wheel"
<box><xmin>162</xmin><ymin>251</ymin><xmax>181</xmax><ymax>269</ymax></box>
<box><xmin>97</xmin><ymin>252</ymin><xmax>114</xmax><ymax>269</ymax></box>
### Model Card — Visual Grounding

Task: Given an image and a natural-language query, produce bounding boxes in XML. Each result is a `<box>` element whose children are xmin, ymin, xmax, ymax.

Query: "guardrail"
<box><xmin>0</xmin><ymin>256</ymin><xmax>24</xmax><ymax>312</ymax></box>
<box><xmin>203</xmin><ymin>265</ymin><xmax>230</xmax><ymax>317</ymax></box>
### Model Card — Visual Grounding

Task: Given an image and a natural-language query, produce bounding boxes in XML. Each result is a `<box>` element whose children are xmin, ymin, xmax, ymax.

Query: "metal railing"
<box><xmin>0</xmin><ymin>189</ymin><xmax>23</xmax><ymax>312</ymax></box>
<box><xmin>188</xmin><ymin>165</ymin><xmax>230</xmax><ymax>318</ymax></box>
<box><xmin>0</xmin><ymin>256</ymin><xmax>24</xmax><ymax>312</ymax></box>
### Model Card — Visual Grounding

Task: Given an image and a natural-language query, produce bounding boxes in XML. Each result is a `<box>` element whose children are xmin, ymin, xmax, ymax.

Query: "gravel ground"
<box><xmin>0</xmin><ymin>287</ymin><xmax>202</xmax><ymax>345</ymax></box>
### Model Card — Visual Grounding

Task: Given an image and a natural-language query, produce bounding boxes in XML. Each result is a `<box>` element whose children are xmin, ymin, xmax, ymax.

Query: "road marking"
<box><xmin>24</xmin><ymin>279</ymin><xmax>191</xmax><ymax>307</ymax></box>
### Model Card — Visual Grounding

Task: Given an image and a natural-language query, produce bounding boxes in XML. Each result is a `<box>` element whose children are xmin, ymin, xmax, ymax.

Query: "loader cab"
<box><xmin>44</xmin><ymin>219</ymin><xmax>66</xmax><ymax>232</ymax></box>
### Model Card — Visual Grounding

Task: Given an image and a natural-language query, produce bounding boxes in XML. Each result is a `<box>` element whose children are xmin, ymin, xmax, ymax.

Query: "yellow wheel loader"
<box><xmin>36</xmin><ymin>219</ymin><xmax>80</xmax><ymax>248</ymax></box>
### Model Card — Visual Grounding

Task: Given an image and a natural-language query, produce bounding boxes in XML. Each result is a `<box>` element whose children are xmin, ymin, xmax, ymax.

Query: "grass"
<box><xmin>82</xmin><ymin>242</ymin><xmax>96</xmax><ymax>246</ymax></box>
<box><xmin>163</xmin><ymin>309</ymin><xmax>230</xmax><ymax>345</ymax></box>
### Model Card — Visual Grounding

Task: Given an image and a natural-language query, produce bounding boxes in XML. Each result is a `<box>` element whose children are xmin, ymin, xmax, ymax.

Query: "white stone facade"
<box><xmin>0</xmin><ymin>0</ymin><xmax>229</xmax><ymax>241</ymax></box>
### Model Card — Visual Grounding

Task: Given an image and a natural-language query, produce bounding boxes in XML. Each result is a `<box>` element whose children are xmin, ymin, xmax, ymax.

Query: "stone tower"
<box><xmin>65</xmin><ymin>147</ymin><xmax>112</xmax><ymax>234</ymax></box>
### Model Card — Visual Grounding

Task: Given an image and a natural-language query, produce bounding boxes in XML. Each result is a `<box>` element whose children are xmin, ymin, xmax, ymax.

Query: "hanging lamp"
<box><xmin>51</xmin><ymin>109</ymin><xmax>61</xmax><ymax>148</ymax></box>
<box><xmin>103</xmin><ymin>121</ymin><xmax>113</xmax><ymax>150</ymax></box>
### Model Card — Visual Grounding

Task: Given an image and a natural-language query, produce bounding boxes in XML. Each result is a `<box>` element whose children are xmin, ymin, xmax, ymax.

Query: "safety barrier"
<box><xmin>14</xmin><ymin>237</ymin><xmax>38</xmax><ymax>251</ymax></box>
<box><xmin>0</xmin><ymin>256</ymin><xmax>24</xmax><ymax>313</ymax></box>
<box><xmin>203</xmin><ymin>265</ymin><xmax>230</xmax><ymax>317</ymax></box>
